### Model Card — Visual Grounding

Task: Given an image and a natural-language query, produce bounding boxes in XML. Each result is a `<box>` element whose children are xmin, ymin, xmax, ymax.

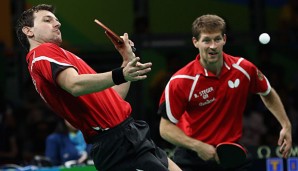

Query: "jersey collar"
<box><xmin>195</xmin><ymin>52</ymin><xmax>232</xmax><ymax>77</ymax></box>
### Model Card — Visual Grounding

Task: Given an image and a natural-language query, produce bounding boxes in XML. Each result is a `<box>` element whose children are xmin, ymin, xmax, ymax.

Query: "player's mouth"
<box><xmin>208</xmin><ymin>52</ymin><xmax>218</xmax><ymax>56</ymax></box>
<box><xmin>54</xmin><ymin>29</ymin><xmax>61</xmax><ymax>34</ymax></box>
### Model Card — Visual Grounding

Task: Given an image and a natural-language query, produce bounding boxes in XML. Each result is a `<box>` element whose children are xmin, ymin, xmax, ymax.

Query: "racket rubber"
<box><xmin>216</xmin><ymin>142</ymin><xmax>247</xmax><ymax>168</ymax></box>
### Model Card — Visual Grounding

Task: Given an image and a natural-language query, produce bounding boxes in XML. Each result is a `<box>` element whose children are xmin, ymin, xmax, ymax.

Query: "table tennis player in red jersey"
<box><xmin>158</xmin><ymin>14</ymin><xmax>292</xmax><ymax>171</ymax></box>
<box><xmin>15</xmin><ymin>4</ymin><xmax>181</xmax><ymax>171</ymax></box>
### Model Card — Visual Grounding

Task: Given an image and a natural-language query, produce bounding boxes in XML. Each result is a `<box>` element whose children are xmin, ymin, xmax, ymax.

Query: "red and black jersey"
<box><xmin>26</xmin><ymin>43</ymin><xmax>132</xmax><ymax>142</ymax></box>
<box><xmin>158</xmin><ymin>53</ymin><xmax>270</xmax><ymax>145</ymax></box>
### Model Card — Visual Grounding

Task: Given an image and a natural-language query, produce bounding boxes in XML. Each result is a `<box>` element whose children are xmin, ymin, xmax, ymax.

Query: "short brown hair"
<box><xmin>15</xmin><ymin>4</ymin><xmax>55</xmax><ymax>51</ymax></box>
<box><xmin>192</xmin><ymin>14</ymin><xmax>226</xmax><ymax>40</ymax></box>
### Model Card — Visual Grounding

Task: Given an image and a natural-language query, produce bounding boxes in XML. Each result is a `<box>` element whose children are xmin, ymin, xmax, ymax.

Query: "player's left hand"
<box><xmin>123</xmin><ymin>57</ymin><xmax>152</xmax><ymax>82</ymax></box>
<box><xmin>107</xmin><ymin>33</ymin><xmax>135</xmax><ymax>62</ymax></box>
<box><xmin>278</xmin><ymin>126</ymin><xmax>292</xmax><ymax>158</ymax></box>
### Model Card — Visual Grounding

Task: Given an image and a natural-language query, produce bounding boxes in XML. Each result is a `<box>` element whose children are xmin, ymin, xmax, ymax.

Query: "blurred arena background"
<box><xmin>0</xmin><ymin>0</ymin><xmax>297</xmax><ymax>170</ymax></box>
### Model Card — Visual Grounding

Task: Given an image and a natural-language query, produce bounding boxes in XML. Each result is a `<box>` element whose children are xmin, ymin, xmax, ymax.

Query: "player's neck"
<box><xmin>200</xmin><ymin>58</ymin><xmax>223</xmax><ymax>77</ymax></box>
<box><xmin>29</xmin><ymin>39</ymin><xmax>43</xmax><ymax>51</ymax></box>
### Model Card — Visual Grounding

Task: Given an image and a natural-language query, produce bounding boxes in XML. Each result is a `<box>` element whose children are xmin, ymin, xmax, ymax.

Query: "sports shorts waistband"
<box><xmin>90</xmin><ymin>117</ymin><xmax>133</xmax><ymax>144</ymax></box>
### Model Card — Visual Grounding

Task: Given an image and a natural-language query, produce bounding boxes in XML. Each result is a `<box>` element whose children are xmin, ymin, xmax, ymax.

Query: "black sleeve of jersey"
<box><xmin>157</xmin><ymin>102</ymin><xmax>170</xmax><ymax>120</ymax></box>
<box><xmin>51</xmin><ymin>62</ymin><xmax>75</xmax><ymax>85</ymax></box>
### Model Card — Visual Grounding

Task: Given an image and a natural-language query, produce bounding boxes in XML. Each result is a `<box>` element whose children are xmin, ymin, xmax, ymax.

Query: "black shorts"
<box><xmin>173</xmin><ymin>147</ymin><xmax>252</xmax><ymax>171</ymax></box>
<box><xmin>90</xmin><ymin>117</ymin><xmax>169</xmax><ymax>171</ymax></box>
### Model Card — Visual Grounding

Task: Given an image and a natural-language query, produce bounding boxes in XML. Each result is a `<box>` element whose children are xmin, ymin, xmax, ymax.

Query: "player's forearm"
<box><xmin>261</xmin><ymin>88</ymin><xmax>291</xmax><ymax>128</ymax></box>
<box><xmin>111</xmin><ymin>61</ymin><xmax>133</xmax><ymax>99</ymax></box>
<box><xmin>160</xmin><ymin>118</ymin><xmax>201</xmax><ymax>151</ymax></box>
<box><xmin>112</xmin><ymin>81</ymin><xmax>131</xmax><ymax>99</ymax></box>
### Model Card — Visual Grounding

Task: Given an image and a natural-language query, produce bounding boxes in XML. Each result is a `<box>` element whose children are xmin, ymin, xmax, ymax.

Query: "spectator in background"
<box><xmin>45</xmin><ymin>119</ymin><xmax>90</xmax><ymax>166</ymax></box>
<box><xmin>0</xmin><ymin>97</ymin><xmax>19</xmax><ymax>165</ymax></box>
<box><xmin>20</xmin><ymin>103</ymin><xmax>54</xmax><ymax>164</ymax></box>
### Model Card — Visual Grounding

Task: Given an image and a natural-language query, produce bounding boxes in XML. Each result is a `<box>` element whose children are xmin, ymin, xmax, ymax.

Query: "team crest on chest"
<box><xmin>196</xmin><ymin>87</ymin><xmax>214</xmax><ymax>99</ymax></box>
<box><xmin>193</xmin><ymin>87</ymin><xmax>216</xmax><ymax>106</ymax></box>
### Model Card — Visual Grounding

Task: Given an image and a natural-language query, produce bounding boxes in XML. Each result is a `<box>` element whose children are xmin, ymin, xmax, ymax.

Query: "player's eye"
<box><xmin>215</xmin><ymin>37</ymin><xmax>222</xmax><ymax>42</ymax></box>
<box><xmin>203</xmin><ymin>39</ymin><xmax>210</xmax><ymax>43</ymax></box>
<box><xmin>43</xmin><ymin>18</ymin><xmax>51</xmax><ymax>22</ymax></box>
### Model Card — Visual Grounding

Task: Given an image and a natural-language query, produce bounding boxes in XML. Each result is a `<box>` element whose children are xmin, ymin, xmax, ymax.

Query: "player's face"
<box><xmin>28</xmin><ymin>10</ymin><xmax>62</xmax><ymax>46</ymax></box>
<box><xmin>192</xmin><ymin>32</ymin><xmax>226</xmax><ymax>65</ymax></box>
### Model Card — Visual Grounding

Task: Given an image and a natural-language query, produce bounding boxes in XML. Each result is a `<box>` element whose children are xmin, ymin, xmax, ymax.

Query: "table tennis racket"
<box><xmin>94</xmin><ymin>19</ymin><xmax>136</xmax><ymax>52</ymax></box>
<box><xmin>216</xmin><ymin>142</ymin><xmax>247</xmax><ymax>168</ymax></box>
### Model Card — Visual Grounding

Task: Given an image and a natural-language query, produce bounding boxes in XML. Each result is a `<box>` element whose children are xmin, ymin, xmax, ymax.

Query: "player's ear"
<box><xmin>22</xmin><ymin>26</ymin><xmax>34</xmax><ymax>37</ymax></box>
<box><xmin>223</xmin><ymin>34</ymin><xmax>227</xmax><ymax>45</ymax></box>
<box><xmin>192</xmin><ymin>37</ymin><xmax>198</xmax><ymax>48</ymax></box>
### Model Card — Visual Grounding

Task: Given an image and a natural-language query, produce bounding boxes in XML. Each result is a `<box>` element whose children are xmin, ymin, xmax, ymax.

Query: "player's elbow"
<box><xmin>68</xmin><ymin>87</ymin><xmax>85</xmax><ymax>97</ymax></box>
<box><xmin>159</xmin><ymin>119</ymin><xmax>169</xmax><ymax>139</ymax></box>
<box><xmin>56</xmin><ymin>68</ymin><xmax>87</xmax><ymax>97</ymax></box>
<box><xmin>160</xmin><ymin>125</ymin><xmax>172</xmax><ymax>142</ymax></box>
<box><xmin>160</xmin><ymin>128</ymin><xmax>167</xmax><ymax>140</ymax></box>
<box><xmin>62</xmin><ymin>83</ymin><xmax>85</xmax><ymax>97</ymax></box>
<box><xmin>69</xmin><ymin>89</ymin><xmax>83</xmax><ymax>97</ymax></box>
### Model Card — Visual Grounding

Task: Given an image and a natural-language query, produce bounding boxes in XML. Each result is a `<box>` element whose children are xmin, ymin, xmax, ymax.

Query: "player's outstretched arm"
<box><xmin>260</xmin><ymin>88</ymin><xmax>292</xmax><ymax>158</ymax></box>
<box><xmin>56</xmin><ymin>58</ymin><xmax>151</xmax><ymax>97</ymax></box>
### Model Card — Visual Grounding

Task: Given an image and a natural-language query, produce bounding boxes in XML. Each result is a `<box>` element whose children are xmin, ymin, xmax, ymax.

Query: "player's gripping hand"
<box><xmin>107</xmin><ymin>32</ymin><xmax>136</xmax><ymax>62</ymax></box>
<box><xmin>123</xmin><ymin>57</ymin><xmax>152</xmax><ymax>82</ymax></box>
<box><xmin>195</xmin><ymin>142</ymin><xmax>219</xmax><ymax>163</ymax></box>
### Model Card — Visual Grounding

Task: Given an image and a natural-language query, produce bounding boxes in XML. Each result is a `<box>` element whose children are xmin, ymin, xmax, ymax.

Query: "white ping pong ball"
<box><xmin>259</xmin><ymin>33</ymin><xmax>270</xmax><ymax>44</ymax></box>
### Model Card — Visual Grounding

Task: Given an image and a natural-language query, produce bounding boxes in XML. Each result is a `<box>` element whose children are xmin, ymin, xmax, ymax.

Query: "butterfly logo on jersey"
<box><xmin>228</xmin><ymin>79</ymin><xmax>240</xmax><ymax>88</ymax></box>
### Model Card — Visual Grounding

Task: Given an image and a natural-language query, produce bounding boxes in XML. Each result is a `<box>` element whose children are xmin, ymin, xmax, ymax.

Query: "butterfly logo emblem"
<box><xmin>228</xmin><ymin>79</ymin><xmax>240</xmax><ymax>88</ymax></box>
